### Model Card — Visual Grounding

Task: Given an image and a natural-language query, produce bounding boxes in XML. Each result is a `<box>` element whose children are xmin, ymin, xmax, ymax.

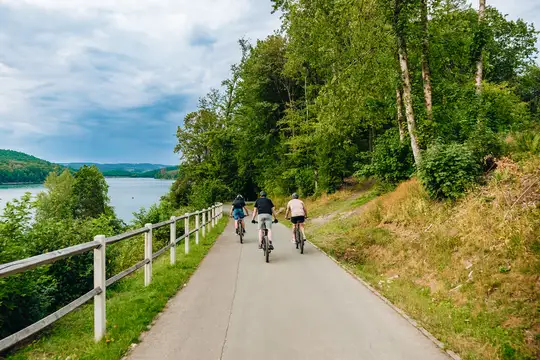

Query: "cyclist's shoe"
<box><xmin>258</xmin><ymin>243</ymin><xmax>263</xmax><ymax>249</ymax></box>
<box><xmin>269</xmin><ymin>242</ymin><xmax>274</xmax><ymax>250</ymax></box>
<box><xmin>291</xmin><ymin>238</ymin><xmax>296</xmax><ymax>244</ymax></box>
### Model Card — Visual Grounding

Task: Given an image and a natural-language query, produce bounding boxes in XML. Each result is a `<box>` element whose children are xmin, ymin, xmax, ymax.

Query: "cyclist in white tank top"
<box><xmin>285</xmin><ymin>193</ymin><xmax>308</xmax><ymax>244</ymax></box>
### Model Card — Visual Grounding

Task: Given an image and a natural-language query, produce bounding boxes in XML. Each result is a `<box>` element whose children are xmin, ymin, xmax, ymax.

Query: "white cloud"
<box><xmin>0</xmin><ymin>0</ymin><xmax>280</xmax><ymax>140</ymax></box>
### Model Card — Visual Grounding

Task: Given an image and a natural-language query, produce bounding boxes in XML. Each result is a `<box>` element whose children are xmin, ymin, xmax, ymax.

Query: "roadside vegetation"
<box><xmin>0</xmin><ymin>164</ymin><xmax>221</xmax><ymax>358</ymax></box>
<box><xmin>6</xmin><ymin>218</ymin><xmax>227</xmax><ymax>360</ymax></box>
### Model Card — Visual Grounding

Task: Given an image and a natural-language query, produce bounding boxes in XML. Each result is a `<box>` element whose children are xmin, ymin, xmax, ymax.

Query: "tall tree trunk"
<box><xmin>396</xmin><ymin>87</ymin><xmax>405</xmax><ymax>142</ymax></box>
<box><xmin>420</xmin><ymin>0</ymin><xmax>433</xmax><ymax>123</ymax></box>
<box><xmin>475</xmin><ymin>0</ymin><xmax>486</xmax><ymax>93</ymax></box>
<box><xmin>394</xmin><ymin>0</ymin><xmax>422</xmax><ymax>165</ymax></box>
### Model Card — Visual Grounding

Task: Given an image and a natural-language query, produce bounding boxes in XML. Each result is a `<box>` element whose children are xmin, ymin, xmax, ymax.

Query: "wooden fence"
<box><xmin>0</xmin><ymin>203</ymin><xmax>224</xmax><ymax>352</ymax></box>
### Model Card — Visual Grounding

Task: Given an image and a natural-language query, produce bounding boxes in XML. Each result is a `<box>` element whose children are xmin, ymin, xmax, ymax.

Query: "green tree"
<box><xmin>35</xmin><ymin>169</ymin><xmax>76</xmax><ymax>221</ymax></box>
<box><xmin>72</xmin><ymin>165</ymin><xmax>111</xmax><ymax>219</ymax></box>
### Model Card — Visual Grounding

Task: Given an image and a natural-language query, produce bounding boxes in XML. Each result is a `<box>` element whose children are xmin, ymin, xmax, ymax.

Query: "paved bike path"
<box><xmin>128</xmin><ymin>219</ymin><xmax>449</xmax><ymax>360</ymax></box>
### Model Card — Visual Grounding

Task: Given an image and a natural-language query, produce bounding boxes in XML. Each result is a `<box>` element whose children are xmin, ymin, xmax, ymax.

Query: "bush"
<box><xmin>510</xmin><ymin>129</ymin><xmax>540</xmax><ymax>156</ymax></box>
<box><xmin>479</xmin><ymin>82</ymin><xmax>530</xmax><ymax>132</ymax></box>
<box><xmin>355</xmin><ymin>129</ymin><xmax>414</xmax><ymax>184</ymax></box>
<box><xmin>418</xmin><ymin>143</ymin><xmax>481</xmax><ymax>200</ymax></box>
<box><xmin>188</xmin><ymin>178</ymin><xmax>231</xmax><ymax>209</ymax></box>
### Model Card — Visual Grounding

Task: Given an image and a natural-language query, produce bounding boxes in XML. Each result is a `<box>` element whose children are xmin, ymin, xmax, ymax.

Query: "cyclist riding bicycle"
<box><xmin>230</xmin><ymin>195</ymin><xmax>249</xmax><ymax>234</ymax></box>
<box><xmin>251</xmin><ymin>191</ymin><xmax>278</xmax><ymax>250</ymax></box>
<box><xmin>285</xmin><ymin>193</ymin><xmax>308</xmax><ymax>244</ymax></box>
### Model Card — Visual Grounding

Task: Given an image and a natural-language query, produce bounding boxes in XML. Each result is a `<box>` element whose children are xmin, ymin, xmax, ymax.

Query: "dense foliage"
<box><xmin>168</xmin><ymin>0</ymin><xmax>538</xmax><ymax>205</ymax></box>
<box><xmin>418</xmin><ymin>143</ymin><xmax>481</xmax><ymax>199</ymax></box>
<box><xmin>0</xmin><ymin>167</ymin><xmax>124</xmax><ymax>339</ymax></box>
<box><xmin>0</xmin><ymin>150</ymin><xmax>62</xmax><ymax>184</ymax></box>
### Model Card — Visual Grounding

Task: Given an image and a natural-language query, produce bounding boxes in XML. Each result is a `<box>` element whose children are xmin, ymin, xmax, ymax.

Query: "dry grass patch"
<box><xmin>306</xmin><ymin>157</ymin><xmax>540</xmax><ymax>360</ymax></box>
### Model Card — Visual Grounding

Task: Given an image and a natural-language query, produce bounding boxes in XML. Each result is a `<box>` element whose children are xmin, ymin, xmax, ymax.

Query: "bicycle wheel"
<box><xmin>264</xmin><ymin>236</ymin><xmax>270</xmax><ymax>263</ymax></box>
<box><xmin>299</xmin><ymin>229</ymin><xmax>304</xmax><ymax>254</ymax></box>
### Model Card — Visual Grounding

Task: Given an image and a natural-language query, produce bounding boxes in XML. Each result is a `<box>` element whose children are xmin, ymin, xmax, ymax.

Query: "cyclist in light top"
<box><xmin>285</xmin><ymin>193</ymin><xmax>308</xmax><ymax>243</ymax></box>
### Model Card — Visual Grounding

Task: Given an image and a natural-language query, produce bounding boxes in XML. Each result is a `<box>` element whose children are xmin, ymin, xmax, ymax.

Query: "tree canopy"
<box><xmin>169</xmin><ymin>0</ymin><xmax>538</xmax><ymax>206</ymax></box>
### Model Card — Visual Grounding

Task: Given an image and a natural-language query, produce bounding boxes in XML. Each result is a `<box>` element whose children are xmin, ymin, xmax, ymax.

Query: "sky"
<box><xmin>0</xmin><ymin>0</ymin><xmax>281</xmax><ymax>164</ymax></box>
<box><xmin>0</xmin><ymin>1</ymin><xmax>538</xmax><ymax>164</ymax></box>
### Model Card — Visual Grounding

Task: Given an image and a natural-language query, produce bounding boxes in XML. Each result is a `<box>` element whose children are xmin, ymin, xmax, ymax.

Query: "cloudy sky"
<box><xmin>0</xmin><ymin>1</ymin><xmax>537</xmax><ymax>164</ymax></box>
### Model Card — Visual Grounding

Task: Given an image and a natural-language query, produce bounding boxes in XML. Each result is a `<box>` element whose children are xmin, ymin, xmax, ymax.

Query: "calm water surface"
<box><xmin>0</xmin><ymin>178</ymin><xmax>174</xmax><ymax>222</ymax></box>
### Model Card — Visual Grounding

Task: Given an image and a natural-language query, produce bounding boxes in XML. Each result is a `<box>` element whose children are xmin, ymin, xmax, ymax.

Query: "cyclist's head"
<box><xmin>259</xmin><ymin>191</ymin><xmax>267</xmax><ymax>198</ymax></box>
<box><xmin>292</xmin><ymin>192</ymin><xmax>299</xmax><ymax>199</ymax></box>
<box><xmin>236</xmin><ymin>194</ymin><xmax>244</xmax><ymax>200</ymax></box>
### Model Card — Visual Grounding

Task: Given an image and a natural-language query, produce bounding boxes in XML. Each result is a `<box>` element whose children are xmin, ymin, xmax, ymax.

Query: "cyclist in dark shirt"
<box><xmin>230</xmin><ymin>195</ymin><xmax>249</xmax><ymax>234</ymax></box>
<box><xmin>251</xmin><ymin>191</ymin><xmax>278</xmax><ymax>250</ymax></box>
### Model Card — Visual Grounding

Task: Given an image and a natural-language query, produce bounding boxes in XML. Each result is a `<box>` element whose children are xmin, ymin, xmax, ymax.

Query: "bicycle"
<box><xmin>293</xmin><ymin>222</ymin><xmax>305</xmax><ymax>254</ymax></box>
<box><xmin>230</xmin><ymin>215</ymin><xmax>246</xmax><ymax>244</ymax></box>
<box><xmin>253</xmin><ymin>220</ymin><xmax>277</xmax><ymax>263</ymax></box>
<box><xmin>236</xmin><ymin>220</ymin><xmax>245</xmax><ymax>244</ymax></box>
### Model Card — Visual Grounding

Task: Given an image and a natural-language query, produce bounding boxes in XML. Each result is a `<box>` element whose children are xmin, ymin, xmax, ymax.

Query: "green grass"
<box><xmin>7</xmin><ymin>217</ymin><xmax>228</xmax><ymax>360</ymax></box>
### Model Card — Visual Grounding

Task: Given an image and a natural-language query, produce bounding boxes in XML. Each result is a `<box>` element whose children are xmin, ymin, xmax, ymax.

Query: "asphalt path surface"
<box><xmin>128</xmin><ymin>219</ymin><xmax>449</xmax><ymax>360</ymax></box>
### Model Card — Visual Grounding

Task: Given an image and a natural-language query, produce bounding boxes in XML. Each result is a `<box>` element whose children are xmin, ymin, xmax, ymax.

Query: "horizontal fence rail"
<box><xmin>0</xmin><ymin>203</ymin><xmax>224</xmax><ymax>353</ymax></box>
<box><xmin>0</xmin><ymin>241</ymin><xmax>101</xmax><ymax>278</ymax></box>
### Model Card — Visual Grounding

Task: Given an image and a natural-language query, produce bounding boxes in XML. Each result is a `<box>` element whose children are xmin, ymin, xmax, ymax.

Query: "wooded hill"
<box><xmin>0</xmin><ymin>150</ymin><xmax>61</xmax><ymax>184</ymax></box>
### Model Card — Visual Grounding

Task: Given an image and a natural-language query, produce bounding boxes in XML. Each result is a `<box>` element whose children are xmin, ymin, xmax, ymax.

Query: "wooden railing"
<box><xmin>0</xmin><ymin>203</ymin><xmax>224</xmax><ymax>352</ymax></box>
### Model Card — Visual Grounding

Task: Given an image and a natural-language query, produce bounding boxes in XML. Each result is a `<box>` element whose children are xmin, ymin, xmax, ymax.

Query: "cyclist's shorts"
<box><xmin>233</xmin><ymin>208</ymin><xmax>245</xmax><ymax>220</ymax></box>
<box><xmin>257</xmin><ymin>214</ymin><xmax>273</xmax><ymax>230</ymax></box>
<box><xmin>291</xmin><ymin>216</ymin><xmax>305</xmax><ymax>224</ymax></box>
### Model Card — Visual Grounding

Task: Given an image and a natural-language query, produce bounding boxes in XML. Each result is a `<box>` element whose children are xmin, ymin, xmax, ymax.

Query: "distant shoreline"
<box><xmin>0</xmin><ymin>182</ymin><xmax>43</xmax><ymax>186</ymax></box>
<box><xmin>0</xmin><ymin>177</ymin><xmax>174</xmax><ymax>186</ymax></box>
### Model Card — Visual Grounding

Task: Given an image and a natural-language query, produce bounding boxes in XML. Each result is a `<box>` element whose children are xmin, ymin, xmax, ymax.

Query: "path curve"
<box><xmin>128</xmin><ymin>219</ymin><xmax>449</xmax><ymax>360</ymax></box>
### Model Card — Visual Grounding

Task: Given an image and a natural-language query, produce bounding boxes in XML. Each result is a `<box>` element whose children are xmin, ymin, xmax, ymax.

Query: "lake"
<box><xmin>0</xmin><ymin>178</ymin><xmax>174</xmax><ymax>222</ymax></box>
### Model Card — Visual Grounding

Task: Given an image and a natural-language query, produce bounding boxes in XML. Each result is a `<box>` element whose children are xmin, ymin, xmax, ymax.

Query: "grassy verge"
<box><xmin>295</xmin><ymin>158</ymin><xmax>539</xmax><ymax>360</ymax></box>
<box><xmin>7</xmin><ymin>217</ymin><xmax>228</xmax><ymax>360</ymax></box>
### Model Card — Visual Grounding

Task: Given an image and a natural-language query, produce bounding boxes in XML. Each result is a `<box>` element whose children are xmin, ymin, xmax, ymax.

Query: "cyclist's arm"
<box><xmin>303</xmin><ymin>203</ymin><xmax>308</xmax><ymax>218</ymax></box>
<box><xmin>251</xmin><ymin>207</ymin><xmax>258</xmax><ymax>221</ymax></box>
<box><xmin>243</xmin><ymin>206</ymin><xmax>249</xmax><ymax>216</ymax></box>
<box><xmin>272</xmin><ymin>207</ymin><xmax>278</xmax><ymax>221</ymax></box>
<box><xmin>285</xmin><ymin>205</ymin><xmax>290</xmax><ymax>219</ymax></box>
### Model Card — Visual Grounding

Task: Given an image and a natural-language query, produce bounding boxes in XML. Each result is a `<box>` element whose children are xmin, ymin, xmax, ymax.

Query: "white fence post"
<box><xmin>207</xmin><ymin>208</ymin><xmax>211</xmax><ymax>232</ymax></box>
<box><xmin>144</xmin><ymin>223</ymin><xmax>152</xmax><ymax>286</ymax></box>
<box><xmin>93</xmin><ymin>235</ymin><xmax>106</xmax><ymax>342</ymax></box>
<box><xmin>220</xmin><ymin>203</ymin><xmax>223</xmax><ymax>219</ymax></box>
<box><xmin>195</xmin><ymin>211</ymin><xmax>200</xmax><ymax>245</ymax></box>
<box><xmin>184</xmin><ymin>213</ymin><xmax>190</xmax><ymax>254</ymax></box>
<box><xmin>170</xmin><ymin>216</ymin><xmax>176</xmax><ymax>265</ymax></box>
<box><xmin>212</xmin><ymin>206</ymin><xmax>216</xmax><ymax>228</ymax></box>
<box><xmin>202</xmin><ymin>209</ymin><xmax>207</xmax><ymax>238</ymax></box>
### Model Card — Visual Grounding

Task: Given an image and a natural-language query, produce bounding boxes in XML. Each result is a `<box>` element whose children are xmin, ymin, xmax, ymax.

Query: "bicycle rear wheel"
<box><xmin>299</xmin><ymin>230</ymin><xmax>304</xmax><ymax>254</ymax></box>
<box><xmin>265</xmin><ymin>236</ymin><xmax>270</xmax><ymax>263</ymax></box>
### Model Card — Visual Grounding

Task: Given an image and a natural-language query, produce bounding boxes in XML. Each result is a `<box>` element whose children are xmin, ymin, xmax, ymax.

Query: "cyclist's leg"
<box><xmin>291</xmin><ymin>217</ymin><xmax>298</xmax><ymax>243</ymax></box>
<box><xmin>233</xmin><ymin>209</ymin><xmax>239</xmax><ymax>230</ymax></box>
<box><xmin>240</xmin><ymin>214</ymin><xmax>246</xmax><ymax>232</ymax></box>
<box><xmin>264</xmin><ymin>215</ymin><xmax>273</xmax><ymax>242</ymax></box>
<box><xmin>257</xmin><ymin>215</ymin><xmax>264</xmax><ymax>246</ymax></box>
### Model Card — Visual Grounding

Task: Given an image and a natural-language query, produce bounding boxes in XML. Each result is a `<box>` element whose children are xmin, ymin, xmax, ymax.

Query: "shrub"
<box><xmin>418</xmin><ymin>143</ymin><xmax>481</xmax><ymax>200</ymax></box>
<box><xmin>355</xmin><ymin>129</ymin><xmax>414</xmax><ymax>184</ymax></box>
<box><xmin>466</xmin><ymin>123</ymin><xmax>505</xmax><ymax>159</ymax></box>
<box><xmin>511</xmin><ymin>129</ymin><xmax>540</xmax><ymax>155</ymax></box>
<box><xmin>479</xmin><ymin>82</ymin><xmax>530</xmax><ymax>132</ymax></box>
